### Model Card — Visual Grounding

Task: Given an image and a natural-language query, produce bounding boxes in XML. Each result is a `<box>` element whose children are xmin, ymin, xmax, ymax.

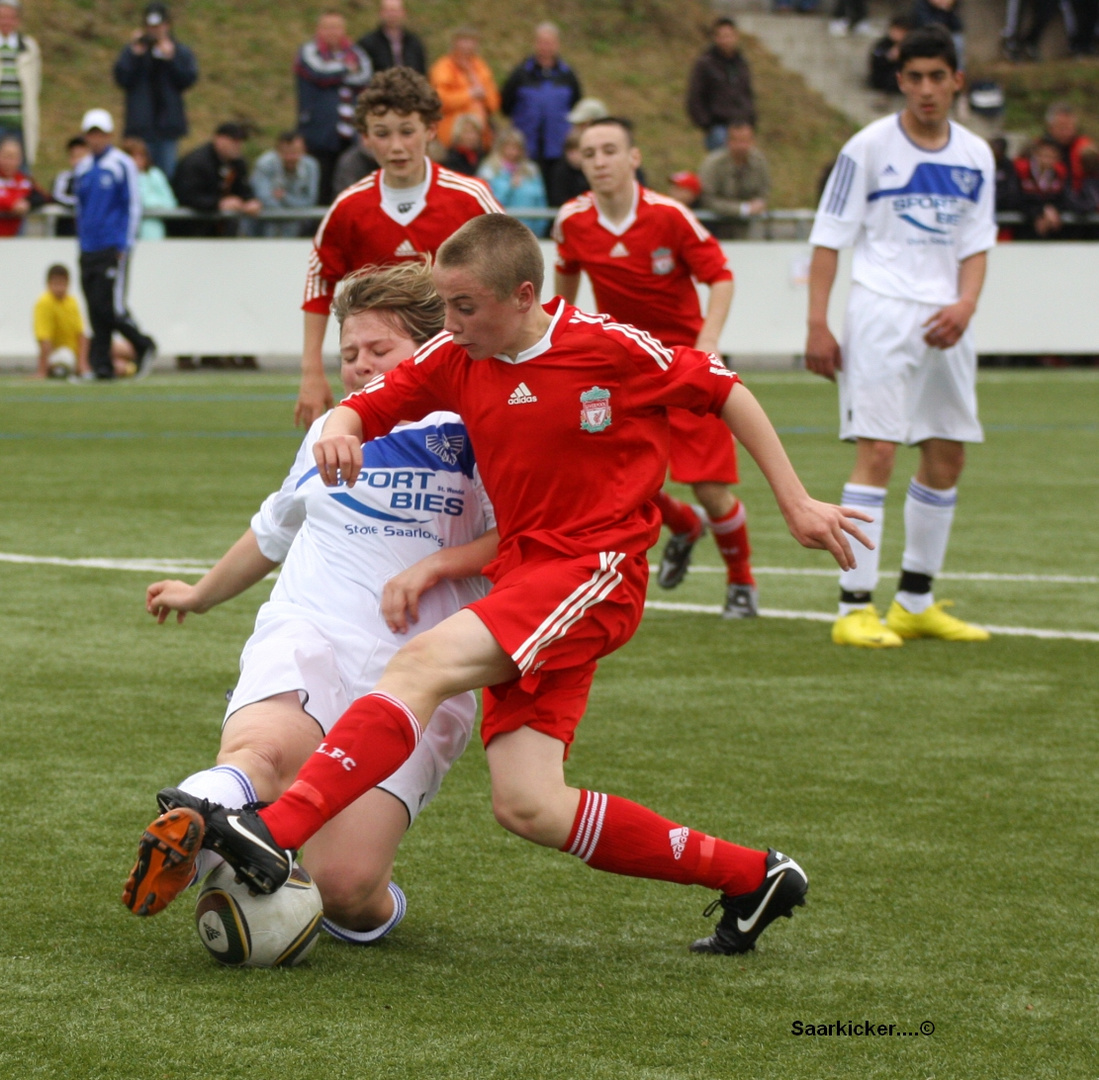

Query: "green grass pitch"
<box><xmin>0</xmin><ymin>370</ymin><xmax>1096</xmax><ymax>1079</ymax></box>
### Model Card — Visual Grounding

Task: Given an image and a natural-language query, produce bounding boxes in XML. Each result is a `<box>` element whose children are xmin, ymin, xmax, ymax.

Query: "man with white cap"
<box><xmin>73</xmin><ymin>108</ymin><xmax>156</xmax><ymax>381</ymax></box>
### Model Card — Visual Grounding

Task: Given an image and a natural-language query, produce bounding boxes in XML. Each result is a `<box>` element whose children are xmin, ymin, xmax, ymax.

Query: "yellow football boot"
<box><xmin>831</xmin><ymin>605</ymin><xmax>904</xmax><ymax>648</ymax></box>
<box><xmin>885</xmin><ymin>599</ymin><xmax>991</xmax><ymax>642</ymax></box>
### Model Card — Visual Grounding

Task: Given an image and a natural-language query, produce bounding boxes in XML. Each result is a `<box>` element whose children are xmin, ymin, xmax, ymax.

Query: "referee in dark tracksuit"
<box><xmin>73</xmin><ymin>108</ymin><xmax>156</xmax><ymax>380</ymax></box>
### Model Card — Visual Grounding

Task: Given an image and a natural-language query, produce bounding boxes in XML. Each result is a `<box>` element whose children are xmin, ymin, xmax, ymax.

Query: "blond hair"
<box><xmin>331</xmin><ymin>259</ymin><xmax>444</xmax><ymax>345</ymax></box>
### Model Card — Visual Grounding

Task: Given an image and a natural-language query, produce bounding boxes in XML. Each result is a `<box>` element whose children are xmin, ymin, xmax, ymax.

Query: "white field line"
<box><xmin>649</xmin><ymin>564</ymin><xmax>1099</xmax><ymax>585</ymax></box>
<box><xmin>0</xmin><ymin>552</ymin><xmax>214</xmax><ymax>574</ymax></box>
<box><xmin>3</xmin><ymin>552</ymin><xmax>1095</xmax><ymax>642</ymax></box>
<box><xmin>643</xmin><ymin>601</ymin><xmax>1099</xmax><ymax>643</ymax></box>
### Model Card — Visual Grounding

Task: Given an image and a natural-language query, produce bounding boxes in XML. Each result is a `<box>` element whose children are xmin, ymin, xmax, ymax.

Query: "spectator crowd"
<box><xmin>1</xmin><ymin>0</ymin><xmax>1096</xmax><ymax>249</ymax></box>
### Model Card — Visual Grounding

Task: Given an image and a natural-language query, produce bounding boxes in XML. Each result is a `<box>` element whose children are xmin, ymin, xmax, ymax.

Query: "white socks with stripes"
<box><xmin>176</xmin><ymin>764</ymin><xmax>259</xmax><ymax>885</ymax></box>
<box><xmin>322</xmin><ymin>883</ymin><xmax>407</xmax><ymax>945</ymax></box>
<box><xmin>838</xmin><ymin>484</ymin><xmax>886</xmax><ymax>614</ymax></box>
<box><xmin>896</xmin><ymin>479</ymin><xmax>957</xmax><ymax>613</ymax></box>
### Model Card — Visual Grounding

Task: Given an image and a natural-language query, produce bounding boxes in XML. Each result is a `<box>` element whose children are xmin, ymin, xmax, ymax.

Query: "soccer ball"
<box><xmin>195</xmin><ymin>862</ymin><xmax>324</xmax><ymax>968</ymax></box>
<box><xmin>47</xmin><ymin>347</ymin><xmax>77</xmax><ymax>379</ymax></box>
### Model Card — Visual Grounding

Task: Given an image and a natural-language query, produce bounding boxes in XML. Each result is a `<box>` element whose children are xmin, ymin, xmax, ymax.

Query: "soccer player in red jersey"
<box><xmin>555</xmin><ymin>117</ymin><xmax>757</xmax><ymax>618</ymax></box>
<box><xmin>296</xmin><ymin>66</ymin><xmax>502</xmax><ymax>427</ymax></box>
<box><xmin>159</xmin><ymin>215</ymin><xmax>871</xmax><ymax>956</ymax></box>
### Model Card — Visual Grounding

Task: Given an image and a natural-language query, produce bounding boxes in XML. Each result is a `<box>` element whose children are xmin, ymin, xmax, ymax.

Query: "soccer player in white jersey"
<box><xmin>805</xmin><ymin>25</ymin><xmax>995</xmax><ymax>648</ymax></box>
<box><xmin>123</xmin><ymin>261</ymin><xmax>498</xmax><ymax>945</ymax></box>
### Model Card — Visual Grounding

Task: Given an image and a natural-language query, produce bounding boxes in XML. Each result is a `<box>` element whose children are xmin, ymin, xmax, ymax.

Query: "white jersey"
<box><xmin>809</xmin><ymin>114</ymin><xmax>996</xmax><ymax>306</ymax></box>
<box><xmin>251</xmin><ymin>411</ymin><xmax>495</xmax><ymax>638</ymax></box>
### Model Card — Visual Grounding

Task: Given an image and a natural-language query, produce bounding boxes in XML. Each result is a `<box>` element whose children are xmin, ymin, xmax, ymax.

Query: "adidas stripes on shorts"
<box><xmin>470</xmin><ymin>551</ymin><xmax>649</xmax><ymax>753</ymax></box>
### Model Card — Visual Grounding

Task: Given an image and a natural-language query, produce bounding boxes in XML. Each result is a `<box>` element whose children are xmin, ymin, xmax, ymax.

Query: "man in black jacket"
<box><xmin>172</xmin><ymin>122</ymin><xmax>261</xmax><ymax>237</ymax></box>
<box><xmin>357</xmin><ymin>0</ymin><xmax>427</xmax><ymax>74</ymax></box>
<box><xmin>112</xmin><ymin>2</ymin><xmax>197</xmax><ymax>180</ymax></box>
<box><xmin>686</xmin><ymin>18</ymin><xmax>755</xmax><ymax>152</ymax></box>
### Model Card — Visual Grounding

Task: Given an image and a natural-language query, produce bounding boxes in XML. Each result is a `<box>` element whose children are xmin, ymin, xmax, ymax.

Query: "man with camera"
<box><xmin>113</xmin><ymin>2</ymin><xmax>198</xmax><ymax>180</ymax></box>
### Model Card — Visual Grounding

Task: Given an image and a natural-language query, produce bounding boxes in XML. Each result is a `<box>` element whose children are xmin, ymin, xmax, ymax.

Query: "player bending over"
<box><xmin>555</xmin><ymin>117</ymin><xmax>758</xmax><ymax>618</ymax></box>
<box><xmin>806</xmin><ymin>25</ymin><xmax>995</xmax><ymax>648</ymax></box>
<box><xmin>155</xmin><ymin>215</ymin><xmax>871</xmax><ymax>956</ymax></box>
<box><xmin>123</xmin><ymin>261</ymin><xmax>498</xmax><ymax>945</ymax></box>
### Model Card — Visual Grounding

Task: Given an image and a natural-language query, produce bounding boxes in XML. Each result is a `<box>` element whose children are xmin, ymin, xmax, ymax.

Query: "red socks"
<box><xmin>259</xmin><ymin>692</ymin><xmax>422</xmax><ymax>850</ymax></box>
<box><xmin>652</xmin><ymin>490</ymin><xmax>704</xmax><ymax>538</ymax></box>
<box><xmin>562</xmin><ymin>790</ymin><xmax>766</xmax><ymax>896</ymax></box>
<box><xmin>709</xmin><ymin>500</ymin><xmax>754</xmax><ymax>586</ymax></box>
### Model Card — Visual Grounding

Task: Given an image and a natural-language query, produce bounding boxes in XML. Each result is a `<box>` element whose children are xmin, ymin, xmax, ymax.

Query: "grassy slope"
<box><xmin>28</xmin><ymin>0</ymin><xmax>854</xmax><ymax>207</ymax></box>
<box><xmin>0</xmin><ymin>370</ymin><xmax>1097</xmax><ymax>1079</ymax></box>
<box><xmin>969</xmin><ymin>56</ymin><xmax>1099</xmax><ymax>140</ymax></box>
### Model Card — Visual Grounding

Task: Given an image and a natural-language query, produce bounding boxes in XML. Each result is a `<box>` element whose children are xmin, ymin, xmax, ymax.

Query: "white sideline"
<box><xmin>643</xmin><ymin>601</ymin><xmax>1099</xmax><ymax>643</ymax></box>
<box><xmin>2</xmin><ymin>552</ymin><xmax>1095</xmax><ymax>643</ymax></box>
<box><xmin>649</xmin><ymin>564</ymin><xmax>1099</xmax><ymax>585</ymax></box>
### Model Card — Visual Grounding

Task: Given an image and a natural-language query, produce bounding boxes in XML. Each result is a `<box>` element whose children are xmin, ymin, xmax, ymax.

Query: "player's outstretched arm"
<box><xmin>295</xmin><ymin>311</ymin><xmax>336</xmax><ymax>427</ymax></box>
<box><xmin>382</xmin><ymin>528</ymin><xmax>501</xmax><ymax>634</ymax></box>
<box><xmin>314</xmin><ymin>405</ymin><xmax>366</xmax><ymax>487</ymax></box>
<box><xmin>720</xmin><ymin>382</ymin><xmax>872</xmax><ymax>570</ymax></box>
<box><xmin>146</xmin><ymin>529</ymin><xmax>279</xmax><ymax>624</ymax></box>
<box><xmin>805</xmin><ymin>246</ymin><xmax>842</xmax><ymax>381</ymax></box>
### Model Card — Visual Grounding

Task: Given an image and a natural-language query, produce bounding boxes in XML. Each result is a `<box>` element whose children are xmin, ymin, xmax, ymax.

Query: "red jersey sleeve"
<box><xmin>303</xmin><ymin>203</ymin><xmax>355</xmax><ymax>315</ymax></box>
<box><xmin>673</xmin><ymin>204</ymin><xmax>733</xmax><ymax>287</ymax></box>
<box><xmin>591</xmin><ymin>315</ymin><xmax>740</xmax><ymax>417</ymax></box>
<box><xmin>340</xmin><ymin>333</ymin><xmax>457</xmax><ymax>438</ymax></box>
<box><xmin>551</xmin><ymin>201</ymin><xmax>584</xmax><ymax>277</ymax></box>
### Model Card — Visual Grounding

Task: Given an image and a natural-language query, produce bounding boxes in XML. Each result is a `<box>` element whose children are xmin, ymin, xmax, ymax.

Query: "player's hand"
<box><xmin>922</xmin><ymin>299</ymin><xmax>974</xmax><ymax>350</ymax></box>
<box><xmin>805</xmin><ymin>323</ymin><xmax>842</xmax><ymax>381</ymax></box>
<box><xmin>146</xmin><ymin>579</ymin><xmax>204</xmax><ymax>624</ymax></box>
<box><xmin>694</xmin><ymin>333</ymin><xmax>720</xmax><ymax>355</ymax></box>
<box><xmin>381</xmin><ymin>561</ymin><xmax>441</xmax><ymax>634</ymax></box>
<box><xmin>295</xmin><ymin>371</ymin><xmax>335</xmax><ymax>428</ymax></box>
<box><xmin>783</xmin><ymin>498</ymin><xmax>873</xmax><ymax>572</ymax></box>
<box><xmin>313</xmin><ymin>433</ymin><xmax>362</xmax><ymax>487</ymax></box>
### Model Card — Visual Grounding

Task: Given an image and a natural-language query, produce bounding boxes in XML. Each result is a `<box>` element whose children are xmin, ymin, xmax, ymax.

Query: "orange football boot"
<box><xmin>122</xmin><ymin>806</ymin><xmax>205</xmax><ymax>916</ymax></box>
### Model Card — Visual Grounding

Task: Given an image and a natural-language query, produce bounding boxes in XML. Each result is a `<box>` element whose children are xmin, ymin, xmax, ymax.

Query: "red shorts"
<box><xmin>668</xmin><ymin>409</ymin><xmax>738</xmax><ymax>485</ymax></box>
<box><xmin>468</xmin><ymin>550</ymin><xmax>648</xmax><ymax>752</ymax></box>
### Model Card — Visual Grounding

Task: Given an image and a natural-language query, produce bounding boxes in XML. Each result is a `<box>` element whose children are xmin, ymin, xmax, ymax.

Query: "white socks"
<box><xmin>896</xmin><ymin>479</ymin><xmax>957</xmax><ymax>613</ymax></box>
<box><xmin>322</xmin><ymin>882</ymin><xmax>407</xmax><ymax>944</ymax></box>
<box><xmin>838</xmin><ymin>484</ymin><xmax>886</xmax><ymax>614</ymax></box>
<box><xmin>177</xmin><ymin>764</ymin><xmax>259</xmax><ymax>884</ymax></box>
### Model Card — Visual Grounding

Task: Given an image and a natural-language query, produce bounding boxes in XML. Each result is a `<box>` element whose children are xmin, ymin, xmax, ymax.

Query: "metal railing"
<box><xmin>13</xmin><ymin>204</ymin><xmax>1099</xmax><ymax>241</ymax></box>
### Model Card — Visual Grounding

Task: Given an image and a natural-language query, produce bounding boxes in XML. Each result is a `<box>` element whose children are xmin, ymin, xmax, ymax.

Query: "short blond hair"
<box><xmin>331</xmin><ymin>260</ymin><xmax>445</xmax><ymax>346</ymax></box>
<box><xmin>436</xmin><ymin>216</ymin><xmax>544</xmax><ymax>299</ymax></box>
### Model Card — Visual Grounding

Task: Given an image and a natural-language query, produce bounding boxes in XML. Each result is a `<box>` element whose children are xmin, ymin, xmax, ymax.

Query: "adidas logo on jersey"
<box><xmin>508</xmin><ymin>382</ymin><xmax>538</xmax><ymax>405</ymax></box>
<box><xmin>395</xmin><ymin>239</ymin><xmax>418</xmax><ymax>257</ymax></box>
<box><xmin>882</xmin><ymin>164</ymin><xmax>898</xmax><ymax>176</ymax></box>
<box><xmin>609</xmin><ymin>242</ymin><xmax>630</xmax><ymax>258</ymax></box>
<box><xmin>669</xmin><ymin>827</ymin><xmax>690</xmax><ymax>860</ymax></box>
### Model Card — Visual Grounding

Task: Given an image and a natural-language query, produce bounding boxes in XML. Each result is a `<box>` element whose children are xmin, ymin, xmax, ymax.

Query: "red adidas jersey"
<box><xmin>340</xmin><ymin>300</ymin><xmax>740</xmax><ymax>573</ymax></box>
<box><xmin>303</xmin><ymin>162</ymin><xmax>503</xmax><ymax>315</ymax></box>
<box><xmin>553</xmin><ymin>183</ymin><xmax>732</xmax><ymax>347</ymax></box>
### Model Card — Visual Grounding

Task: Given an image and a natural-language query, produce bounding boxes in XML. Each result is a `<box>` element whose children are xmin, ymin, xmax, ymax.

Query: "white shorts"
<box><xmin>225</xmin><ymin>600</ymin><xmax>476</xmax><ymax>823</ymax></box>
<box><xmin>838</xmin><ymin>283</ymin><xmax>984</xmax><ymax>446</ymax></box>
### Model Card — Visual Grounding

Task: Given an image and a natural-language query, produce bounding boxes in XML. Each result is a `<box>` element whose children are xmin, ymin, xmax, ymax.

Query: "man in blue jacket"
<box><xmin>113</xmin><ymin>3</ymin><xmax>198</xmax><ymax>180</ymax></box>
<box><xmin>501</xmin><ymin>23</ymin><xmax>582</xmax><ymax>189</ymax></box>
<box><xmin>73</xmin><ymin>109</ymin><xmax>156</xmax><ymax>381</ymax></box>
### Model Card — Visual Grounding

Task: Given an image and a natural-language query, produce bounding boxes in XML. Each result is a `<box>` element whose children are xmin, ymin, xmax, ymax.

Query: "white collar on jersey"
<box><xmin>380</xmin><ymin>159</ymin><xmax>432</xmax><ymax>225</ymax></box>
<box><xmin>493</xmin><ymin>298</ymin><xmax>566</xmax><ymax>364</ymax></box>
<box><xmin>595</xmin><ymin>180</ymin><xmax>639</xmax><ymax>237</ymax></box>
